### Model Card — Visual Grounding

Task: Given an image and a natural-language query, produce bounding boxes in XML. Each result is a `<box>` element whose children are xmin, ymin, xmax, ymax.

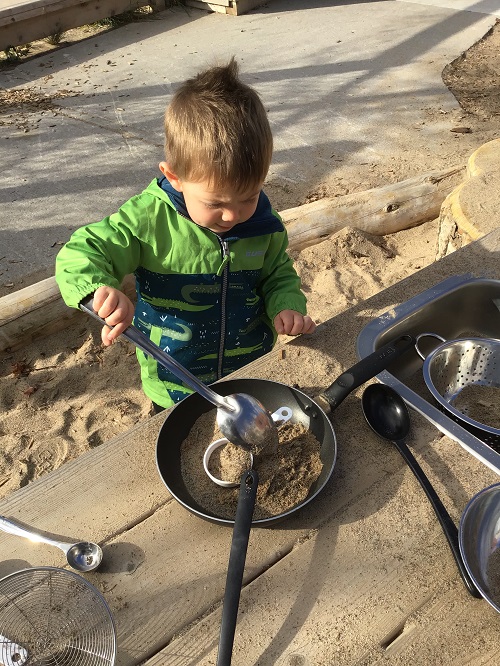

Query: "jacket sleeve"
<box><xmin>55</xmin><ymin>194</ymin><xmax>148</xmax><ymax>308</ymax></box>
<box><xmin>258</xmin><ymin>227</ymin><xmax>308</xmax><ymax>322</ymax></box>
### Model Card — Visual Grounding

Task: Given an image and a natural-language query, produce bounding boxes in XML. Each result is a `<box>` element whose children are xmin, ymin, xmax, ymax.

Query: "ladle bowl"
<box><xmin>362</xmin><ymin>383</ymin><xmax>411</xmax><ymax>441</ymax></box>
<box><xmin>203</xmin><ymin>406</ymin><xmax>293</xmax><ymax>487</ymax></box>
<box><xmin>459</xmin><ymin>482</ymin><xmax>500</xmax><ymax>612</ymax></box>
<box><xmin>64</xmin><ymin>542</ymin><xmax>104</xmax><ymax>572</ymax></box>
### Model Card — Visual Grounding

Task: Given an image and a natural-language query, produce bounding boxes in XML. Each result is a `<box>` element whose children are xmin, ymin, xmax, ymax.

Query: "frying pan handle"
<box><xmin>79</xmin><ymin>294</ymin><xmax>231</xmax><ymax>411</ymax></box>
<box><xmin>217</xmin><ymin>469</ymin><xmax>259</xmax><ymax>666</ymax></box>
<box><xmin>319</xmin><ymin>334</ymin><xmax>415</xmax><ymax>412</ymax></box>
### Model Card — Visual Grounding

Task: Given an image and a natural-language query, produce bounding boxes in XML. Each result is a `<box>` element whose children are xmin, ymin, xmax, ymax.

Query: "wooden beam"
<box><xmin>184</xmin><ymin>0</ymin><xmax>230</xmax><ymax>13</ymax></box>
<box><xmin>0</xmin><ymin>0</ymin><xmax>154</xmax><ymax>51</ymax></box>
<box><xmin>184</xmin><ymin>0</ymin><xmax>265</xmax><ymax>15</ymax></box>
<box><xmin>0</xmin><ymin>274</ymin><xmax>136</xmax><ymax>354</ymax></box>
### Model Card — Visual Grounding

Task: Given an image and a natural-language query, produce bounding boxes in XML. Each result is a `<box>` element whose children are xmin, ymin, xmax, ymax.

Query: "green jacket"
<box><xmin>56</xmin><ymin>178</ymin><xmax>307</xmax><ymax>407</ymax></box>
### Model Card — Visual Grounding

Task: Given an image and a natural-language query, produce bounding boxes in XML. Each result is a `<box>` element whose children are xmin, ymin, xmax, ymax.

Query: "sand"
<box><xmin>0</xmin><ymin>221</ymin><xmax>439</xmax><ymax>500</ymax></box>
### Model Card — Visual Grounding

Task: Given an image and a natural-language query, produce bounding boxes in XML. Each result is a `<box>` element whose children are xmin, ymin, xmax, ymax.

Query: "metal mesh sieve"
<box><xmin>0</xmin><ymin>567</ymin><xmax>116</xmax><ymax>666</ymax></box>
<box><xmin>417</xmin><ymin>334</ymin><xmax>500</xmax><ymax>448</ymax></box>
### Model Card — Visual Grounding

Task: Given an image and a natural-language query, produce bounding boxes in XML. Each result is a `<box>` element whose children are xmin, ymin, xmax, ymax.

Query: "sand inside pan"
<box><xmin>207</xmin><ymin>443</ymin><xmax>253</xmax><ymax>485</ymax></box>
<box><xmin>181</xmin><ymin>409</ymin><xmax>323</xmax><ymax>520</ymax></box>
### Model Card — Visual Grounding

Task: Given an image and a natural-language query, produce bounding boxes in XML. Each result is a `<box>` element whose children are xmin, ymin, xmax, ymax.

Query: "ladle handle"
<box><xmin>217</xmin><ymin>469</ymin><xmax>259</xmax><ymax>666</ymax></box>
<box><xmin>79</xmin><ymin>295</ymin><xmax>231</xmax><ymax>412</ymax></box>
<box><xmin>320</xmin><ymin>334</ymin><xmax>415</xmax><ymax>411</ymax></box>
<box><xmin>391</xmin><ymin>441</ymin><xmax>481</xmax><ymax>598</ymax></box>
<box><xmin>0</xmin><ymin>515</ymin><xmax>70</xmax><ymax>554</ymax></box>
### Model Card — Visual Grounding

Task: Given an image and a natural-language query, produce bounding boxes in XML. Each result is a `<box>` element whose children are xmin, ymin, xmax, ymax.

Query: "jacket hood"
<box><xmin>154</xmin><ymin>176</ymin><xmax>284</xmax><ymax>240</ymax></box>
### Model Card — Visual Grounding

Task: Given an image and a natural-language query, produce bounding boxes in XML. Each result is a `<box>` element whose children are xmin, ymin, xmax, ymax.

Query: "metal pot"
<box><xmin>156</xmin><ymin>334</ymin><xmax>415</xmax><ymax>526</ymax></box>
<box><xmin>459</xmin><ymin>482</ymin><xmax>500</xmax><ymax>613</ymax></box>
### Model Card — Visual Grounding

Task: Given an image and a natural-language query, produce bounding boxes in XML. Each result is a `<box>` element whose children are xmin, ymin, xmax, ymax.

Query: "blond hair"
<box><xmin>164</xmin><ymin>57</ymin><xmax>273</xmax><ymax>191</ymax></box>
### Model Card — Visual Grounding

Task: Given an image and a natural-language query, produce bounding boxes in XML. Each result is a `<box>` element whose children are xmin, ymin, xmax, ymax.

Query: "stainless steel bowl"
<box><xmin>459</xmin><ymin>482</ymin><xmax>500</xmax><ymax>613</ymax></box>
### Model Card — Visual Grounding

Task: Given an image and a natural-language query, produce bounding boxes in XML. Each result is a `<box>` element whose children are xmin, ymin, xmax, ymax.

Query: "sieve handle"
<box><xmin>415</xmin><ymin>332</ymin><xmax>446</xmax><ymax>361</ymax></box>
<box><xmin>217</xmin><ymin>469</ymin><xmax>259</xmax><ymax>666</ymax></box>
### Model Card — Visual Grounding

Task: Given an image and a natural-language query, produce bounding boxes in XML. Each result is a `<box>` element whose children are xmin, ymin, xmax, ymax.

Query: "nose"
<box><xmin>221</xmin><ymin>207</ymin><xmax>239</xmax><ymax>224</ymax></box>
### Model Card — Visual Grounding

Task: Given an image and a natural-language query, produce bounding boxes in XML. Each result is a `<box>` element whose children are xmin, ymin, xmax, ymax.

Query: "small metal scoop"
<box><xmin>0</xmin><ymin>516</ymin><xmax>103</xmax><ymax>572</ymax></box>
<box><xmin>80</xmin><ymin>295</ymin><xmax>277</xmax><ymax>452</ymax></box>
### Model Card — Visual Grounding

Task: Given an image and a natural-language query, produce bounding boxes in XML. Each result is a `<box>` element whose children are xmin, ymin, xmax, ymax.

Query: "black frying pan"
<box><xmin>156</xmin><ymin>334</ymin><xmax>415</xmax><ymax>526</ymax></box>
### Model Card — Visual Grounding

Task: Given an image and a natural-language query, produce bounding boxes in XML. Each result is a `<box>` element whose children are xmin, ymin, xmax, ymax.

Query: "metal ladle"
<box><xmin>361</xmin><ymin>383</ymin><xmax>481</xmax><ymax>598</ymax></box>
<box><xmin>0</xmin><ymin>516</ymin><xmax>103</xmax><ymax>573</ymax></box>
<box><xmin>80</xmin><ymin>295</ymin><xmax>276</xmax><ymax>452</ymax></box>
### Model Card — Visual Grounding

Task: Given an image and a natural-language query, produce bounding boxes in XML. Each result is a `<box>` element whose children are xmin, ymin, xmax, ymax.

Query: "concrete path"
<box><xmin>0</xmin><ymin>0</ymin><xmax>497</xmax><ymax>291</ymax></box>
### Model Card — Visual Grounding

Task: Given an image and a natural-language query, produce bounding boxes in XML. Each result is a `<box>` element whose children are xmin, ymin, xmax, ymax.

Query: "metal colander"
<box><xmin>416</xmin><ymin>333</ymin><xmax>500</xmax><ymax>448</ymax></box>
<box><xmin>0</xmin><ymin>567</ymin><xmax>116</xmax><ymax>666</ymax></box>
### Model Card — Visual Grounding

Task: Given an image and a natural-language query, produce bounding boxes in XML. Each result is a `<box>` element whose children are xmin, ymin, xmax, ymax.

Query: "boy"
<box><xmin>56</xmin><ymin>57</ymin><xmax>315</xmax><ymax>411</ymax></box>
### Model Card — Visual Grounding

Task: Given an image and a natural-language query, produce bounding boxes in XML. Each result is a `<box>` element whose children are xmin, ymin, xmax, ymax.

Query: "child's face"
<box><xmin>160</xmin><ymin>163</ymin><xmax>262</xmax><ymax>234</ymax></box>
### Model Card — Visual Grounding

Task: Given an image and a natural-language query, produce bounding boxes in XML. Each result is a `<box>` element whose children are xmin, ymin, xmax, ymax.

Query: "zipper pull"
<box><xmin>217</xmin><ymin>240</ymin><xmax>231</xmax><ymax>276</ymax></box>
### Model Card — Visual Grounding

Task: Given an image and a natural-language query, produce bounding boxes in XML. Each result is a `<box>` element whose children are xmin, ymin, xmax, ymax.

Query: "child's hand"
<box><xmin>274</xmin><ymin>310</ymin><xmax>316</xmax><ymax>336</ymax></box>
<box><xmin>92</xmin><ymin>286</ymin><xmax>135</xmax><ymax>346</ymax></box>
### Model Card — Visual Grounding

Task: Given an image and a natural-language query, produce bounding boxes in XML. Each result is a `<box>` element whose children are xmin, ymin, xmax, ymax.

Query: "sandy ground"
<box><xmin>0</xmin><ymin>19</ymin><xmax>499</xmax><ymax>500</ymax></box>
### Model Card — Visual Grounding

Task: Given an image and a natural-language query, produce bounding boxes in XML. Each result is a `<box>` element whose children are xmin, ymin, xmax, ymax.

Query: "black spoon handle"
<box><xmin>217</xmin><ymin>469</ymin><xmax>259</xmax><ymax>666</ymax></box>
<box><xmin>393</xmin><ymin>438</ymin><xmax>481</xmax><ymax>598</ymax></box>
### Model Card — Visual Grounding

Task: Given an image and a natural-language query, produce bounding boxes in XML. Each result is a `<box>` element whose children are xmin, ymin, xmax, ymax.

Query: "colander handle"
<box><xmin>415</xmin><ymin>332</ymin><xmax>446</xmax><ymax>361</ymax></box>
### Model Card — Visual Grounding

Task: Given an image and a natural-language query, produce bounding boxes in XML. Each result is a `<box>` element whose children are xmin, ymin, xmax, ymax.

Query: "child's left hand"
<box><xmin>274</xmin><ymin>310</ymin><xmax>316</xmax><ymax>336</ymax></box>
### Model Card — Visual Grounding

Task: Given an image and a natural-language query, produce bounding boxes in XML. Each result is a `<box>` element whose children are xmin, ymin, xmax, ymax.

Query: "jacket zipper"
<box><xmin>176</xmin><ymin>212</ymin><xmax>230</xmax><ymax>380</ymax></box>
<box><xmin>217</xmin><ymin>238</ymin><xmax>230</xmax><ymax>379</ymax></box>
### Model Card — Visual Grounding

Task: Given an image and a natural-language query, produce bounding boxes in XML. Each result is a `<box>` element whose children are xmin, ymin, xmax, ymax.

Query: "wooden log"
<box><xmin>0</xmin><ymin>166</ymin><xmax>461</xmax><ymax>353</ymax></box>
<box><xmin>0</xmin><ymin>274</ymin><xmax>136</xmax><ymax>354</ymax></box>
<box><xmin>282</xmin><ymin>166</ymin><xmax>463</xmax><ymax>252</ymax></box>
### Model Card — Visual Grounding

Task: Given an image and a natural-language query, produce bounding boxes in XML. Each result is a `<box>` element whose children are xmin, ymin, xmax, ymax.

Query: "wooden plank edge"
<box><xmin>0</xmin><ymin>0</ymin><xmax>153</xmax><ymax>51</ymax></box>
<box><xmin>0</xmin><ymin>274</ymin><xmax>136</xmax><ymax>354</ymax></box>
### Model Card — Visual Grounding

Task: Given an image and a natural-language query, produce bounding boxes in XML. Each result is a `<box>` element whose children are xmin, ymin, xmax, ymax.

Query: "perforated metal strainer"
<box><xmin>416</xmin><ymin>333</ymin><xmax>500</xmax><ymax>448</ymax></box>
<box><xmin>0</xmin><ymin>567</ymin><xmax>116</xmax><ymax>666</ymax></box>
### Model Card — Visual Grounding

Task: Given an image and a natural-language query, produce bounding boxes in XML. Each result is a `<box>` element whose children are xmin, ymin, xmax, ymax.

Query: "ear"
<box><xmin>159</xmin><ymin>161</ymin><xmax>183</xmax><ymax>192</ymax></box>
